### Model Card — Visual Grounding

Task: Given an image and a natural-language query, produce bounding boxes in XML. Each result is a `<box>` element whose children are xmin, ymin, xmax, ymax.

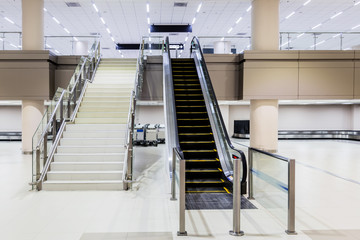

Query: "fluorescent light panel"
<box><xmin>286</xmin><ymin>12</ymin><xmax>295</xmax><ymax>19</ymax></box>
<box><xmin>64</xmin><ymin>28</ymin><xmax>70</xmax><ymax>33</ymax></box>
<box><xmin>147</xmin><ymin>17</ymin><xmax>150</xmax><ymax>24</ymax></box>
<box><xmin>192</xmin><ymin>17</ymin><xmax>196</xmax><ymax>24</ymax></box>
<box><xmin>246</xmin><ymin>6</ymin><xmax>252</xmax><ymax>12</ymax></box>
<box><xmin>146</xmin><ymin>3</ymin><xmax>149</xmax><ymax>12</ymax></box>
<box><xmin>303</xmin><ymin>0</ymin><xmax>311</xmax><ymax>6</ymax></box>
<box><xmin>4</xmin><ymin>17</ymin><xmax>14</xmax><ymax>24</ymax></box>
<box><xmin>106</xmin><ymin>28</ymin><xmax>111</xmax><ymax>33</ymax></box>
<box><xmin>236</xmin><ymin>17</ymin><xmax>242</xmax><ymax>24</ymax></box>
<box><xmin>197</xmin><ymin>3</ymin><xmax>202</xmax><ymax>13</ymax></box>
<box><xmin>100</xmin><ymin>17</ymin><xmax>105</xmax><ymax>24</ymax></box>
<box><xmin>312</xmin><ymin>23</ymin><xmax>322</xmax><ymax>29</ymax></box>
<box><xmin>330</xmin><ymin>12</ymin><xmax>342</xmax><ymax>19</ymax></box>
<box><xmin>52</xmin><ymin>17</ymin><xmax>60</xmax><ymax>24</ymax></box>
<box><xmin>227</xmin><ymin>27</ymin><xmax>233</xmax><ymax>33</ymax></box>
<box><xmin>92</xmin><ymin>3</ymin><xmax>98</xmax><ymax>12</ymax></box>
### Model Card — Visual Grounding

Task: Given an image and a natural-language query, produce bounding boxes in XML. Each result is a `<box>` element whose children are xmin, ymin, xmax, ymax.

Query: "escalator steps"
<box><xmin>172</xmin><ymin>58</ymin><xmax>230</xmax><ymax>195</ymax></box>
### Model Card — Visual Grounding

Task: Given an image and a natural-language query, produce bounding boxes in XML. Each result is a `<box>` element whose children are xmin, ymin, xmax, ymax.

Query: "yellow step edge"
<box><xmin>177</xmin><ymin>112</ymin><xmax>207</xmax><ymax>114</ymax></box>
<box><xmin>175</xmin><ymin>94</ymin><xmax>203</xmax><ymax>96</ymax></box>
<box><xmin>185</xmin><ymin>169</ymin><xmax>220</xmax><ymax>172</ymax></box>
<box><xmin>174</xmin><ymin>89</ymin><xmax>202</xmax><ymax>91</ymax></box>
<box><xmin>177</xmin><ymin>118</ymin><xmax>209</xmax><ymax>120</ymax></box>
<box><xmin>176</xmin><ymin>99</ymin><xmax>204</xmax><ymax>101</ymax></box>
<box><xmin>186</xmin><ymin>190</ymin><xmax>227</xmax><ymax>193</ymax></box>
<box><xmin>224</xmin><ymin>187</ymin><xmax>231</xmax><ymax>194</ymax></box>
<box><xmin>185</xmin><ymin>159</ymin><xmax>219</xmax><ymax>162</ymax></box>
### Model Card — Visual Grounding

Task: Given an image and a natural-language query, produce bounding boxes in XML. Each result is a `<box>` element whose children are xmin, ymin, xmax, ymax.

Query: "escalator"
<box><xmin>172</xmin><ymin>58</ymin><xmax>232</xmax><ymax>194</ymax></box>
<box><xmin>164</xmin><ymin>36</ymin><xmax>247</xmax><ymax>210</ymax></box>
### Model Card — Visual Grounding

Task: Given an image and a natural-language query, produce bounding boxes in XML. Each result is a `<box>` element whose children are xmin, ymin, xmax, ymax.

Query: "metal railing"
<box><xmin>247</xmin><ymin>147</ymin><xmax>297</xmax><ymax>235</ymax></box>
<box><xmin>122</xmin><ymin>39</ymin><xmax>147</xmax><ymax>190</ymax></box>
<box><xmin>30</xmin><ymin>40</ymin><xmax>101</xmax><ymax>190</ymax></box>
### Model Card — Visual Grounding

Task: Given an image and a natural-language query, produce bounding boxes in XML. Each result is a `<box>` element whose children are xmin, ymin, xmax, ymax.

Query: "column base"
<box><xmin>229</xmin><ymin>230</ymin><xmax>244</xmax><ymax>236</ymax></box>
<box><xmin>22</xmin><ymin>150</ymin><xmax>33</xmax><ymax>155</ymax></box>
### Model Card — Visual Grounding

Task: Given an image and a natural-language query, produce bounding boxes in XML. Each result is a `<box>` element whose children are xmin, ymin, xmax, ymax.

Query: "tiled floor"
<box><xmin>0</xmin><ymin>140</ymin><xmax>359</xmax><ymax>239</ymax></box>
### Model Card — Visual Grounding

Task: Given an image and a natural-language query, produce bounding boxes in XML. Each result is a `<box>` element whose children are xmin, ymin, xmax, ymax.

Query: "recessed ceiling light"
<box><xmin>303</xmin><ymin>0</ymin><xmax>311</xmax><ymax>6</ymax></box>
<box><xmin>312</xmin><ymin>23</ymin><xmax>322</xmax><ymax>29</ymax></box>
<box><xmin>92</xmin><ymin>3</ymin><xmax>98</xmax><ymax>12</ymax></box>
<box><xmin>330</xmin><ymin>12</ymin><xmax>342</xmax><ymax>19</ymax></box>
<box><xmin>286</xmin><ymin>11</ymin><xmax>295</xmax><ymax>19</ymax></box>
<box><xmin>197</xmin><ymin>3</ymin><xmax>202</xmax><ymax>13</ymax></box>
<box><xmin>4</xmin><ymin>17</ymin><xmax>14</xmax><ymax>24</ymax></box>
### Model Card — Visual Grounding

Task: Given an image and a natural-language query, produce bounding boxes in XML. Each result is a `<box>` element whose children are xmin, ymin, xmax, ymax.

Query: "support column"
<box><xmin>22</xmin><ymin>101</ymin><xmax>44</xmax><ymax>154</ymax></box>
<box><xmin>250</xmin><ymin>100</ymin><xmax>278</xmax><ymax>152</ymax></box>
<box><xmin>250</xmin><ymin>0</ymin><xmax>279</xmax><ymax>152</ymax></box>
<box><xmin>251</xmin><ymin>0</ymin><xmax>279</xmax><ymax>51</ymax></box>
<box><xmin>22</xmin><ymin>0</ymin><xmax>44</xmax><ymax>50</ymax></box>
<box><xmin>21</xmin><ymin>0</ymin><xmax>44</xmax><ymax>153</ymax></box>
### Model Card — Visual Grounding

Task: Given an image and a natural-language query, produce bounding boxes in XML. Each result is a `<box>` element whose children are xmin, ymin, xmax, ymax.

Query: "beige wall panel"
<box><xmin>245</xmin><ymin>60</ymin><xmax>297</xmax><ymax>68</ymax></box>
<box><xmin>355</xmin><ymin>61</ymin><xmax>360</xmax><ymax>98</ymax></box>
<box><xmin>0</xmin><ymin>69</ymin><xmax>49</xmax><ymax>100</ymax></box>
<box><xmin>204</xmin><ymin>54</ymin><xmax>239</xmax><ymax>63</ymax></box>
<box><xmin>243</xmin><ymin>50</ymin><xmax>299</xmax><ymax>60</ymax></box>
<box><xmin>55</xmin><ymin>70</ymin><xmax>74</xmax><ymax>90</ymax></box>
<box><xmin>300</xmin><ymin>61</ymin><xmax>353</xmax><ymax>68</ymax></box>
<box><xmin>243</xmin><ymin>67</ymin><xmax>298</xmax><ymax>99</ymax></box>
<box><xmin>299</xmin><ymin>50</ymin><xmax>355</xmax><ymax>60</ymax></box>
<box><xmin>299</xmin><ymin>65</ymin><xmax>354</xmax><ymax>98</ymax></box>
<box><xmin>208</xmin><ymin>70</ymin><xmax>240</xmax><ymax>100</ymax></box>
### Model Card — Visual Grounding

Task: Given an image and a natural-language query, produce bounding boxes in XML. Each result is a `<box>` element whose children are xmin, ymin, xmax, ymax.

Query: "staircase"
<box><xmin>43</xmin><ymin>58</ymin><xmax>137</xmax><ymax>190</ymax></box>
<box><xmin>172</xmin><ymin>58</ymin><xmax>231</xmax><ymax>194</ymax></box>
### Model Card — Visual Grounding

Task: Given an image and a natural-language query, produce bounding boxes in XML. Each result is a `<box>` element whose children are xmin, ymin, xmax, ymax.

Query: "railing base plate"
<box><xmin>229</xmin><ymin>230</ymin><xmax>244</xmax><ymax>236</ymax></box>
<box><xmin>177</xmin><ymin>231</ymin><xmax>187</xmax><ymax>236</ymax></box>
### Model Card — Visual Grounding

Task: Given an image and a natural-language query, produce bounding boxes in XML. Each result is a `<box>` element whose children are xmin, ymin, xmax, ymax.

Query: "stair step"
<box><xmin>77</xmin><ymin>112</ymin><xmax>129</xmax><ymax>118</ymax></box>
<box><xmin>63</xmin><ymin>130</ymin><xmax>126</xmax><ymax>138</ymax></box>
<box><xmin>82</xmin><ymin>96</ymin><xmax>131</xmax><ymax>101</ymax></box>
<box><xmin>66</xmin><ymin>124</ymin><xmax>126</xmax><ymax>131</ymax></box>
<box><xmin>47</xmin><ymin>171</ymin><xmax>123</xmax><ymax>180</ymax></box>
<box><xmin>57</xmin><ymin>145</ymin><xmax>125</xmax><ymax>153</ymax></box>
<box><xmin>80</xmin><ymin>101</ymin><xmax>130</xmax><ymax>108</ymax></box>
<box><xmin>42</xmin><ymin>180</ymin><xmax>123</xmax><ymax>191</ymax></box>
<box><xmin>186</xmin><ymin>187</ymin><xmax>229</xmax><ymax>193</ymax></box>
<box><xmin>50</xmin><ymin>162</ymin><xmax>123</xmax><ymax>171</ymax></box>
<box><xmin>75</xmin><ymin>118</ymin><xmax>127</xmax><ymax>124</ymax></box>
<box><xmin>54</xmin><ymin>153</ymin><xmax>124</xmax><ymax>162</ymax></box>
<box><xmin>60</xmin><ymin>138</ymin><xmax>125</xmax><ymax>146</ymax></box>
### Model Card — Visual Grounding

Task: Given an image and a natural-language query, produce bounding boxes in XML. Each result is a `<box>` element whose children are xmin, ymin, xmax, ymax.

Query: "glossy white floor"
<box><xmin>0</xmin><ymin>140</ymin><xmax>360</xmax><ymax>240</ymax></box>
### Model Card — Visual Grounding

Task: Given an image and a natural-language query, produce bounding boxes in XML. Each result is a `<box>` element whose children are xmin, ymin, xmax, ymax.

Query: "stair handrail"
<box><xmin>163</xmin><ymin>36</ymin><xmax>184</xmax><ymax>161</ymax></box>
<box><xmin>190</xmin><ymin>36</ymin><xmax>247</xmax><ymax>191</ymax></box>
<box><xmin>122</xmin><ymin>38</ymin><xmax>146</xmax><ymax>190</ymax></box>
<box><xmin>31</xmin><ymin>40</ymin><xmax>101</xmax><ymax>190</ymax></box>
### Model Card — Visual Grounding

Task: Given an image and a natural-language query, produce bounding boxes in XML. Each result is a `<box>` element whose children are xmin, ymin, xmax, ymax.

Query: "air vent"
<box><xmin>174</xmin><ymin>2</ymin><xmax>187</xmax><ymax>7</ymax></box>
<box><xmin>236</xmin><ymin>32</ymin><xmax>247</xmax><ymax>35</ymax></box>
<box><xmin>102</xmin><ymin>47</ymin><xmax>110</xmax><ymax>50</ymax></box>
<box><xmin>65</xmin><ymin>2</ymin><xmax>81</xmax><ymax>7</ymax></box>
<box><xmin>169</xmin><ymin>33</ymin><xmax>178</xmax><ymax>36</ymax></box>
<box><xmin>89</xmin><ymin>32</ymin><xmax>100</xmax><ymax>36</ymax></box>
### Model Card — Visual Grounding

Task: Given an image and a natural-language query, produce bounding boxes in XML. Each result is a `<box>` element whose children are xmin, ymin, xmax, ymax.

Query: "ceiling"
<box><xmin>0</xmin><ymin>0</ymin><xmax>360</xmax><ymax>58</ymax></box>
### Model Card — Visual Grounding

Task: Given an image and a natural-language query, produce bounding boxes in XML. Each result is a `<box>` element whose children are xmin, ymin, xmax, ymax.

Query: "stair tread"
<box><xmin>55</xmin><ymin>153</ymin><xmax>124</xmax><ymax>156</ymax></box>
<box><xmin>48</xmin><ymin>171</ymin><xmax>123</xmax><ymax>174</ymax></box>
<box><xmin>44</xmin><ymin>180</ymin><xmax>123</xmax><ymax>183</ymax></box>
<box><xmin>51</xmin><ymin>162</ymin><xmax>123</xmax><ymax>165</ymax></box>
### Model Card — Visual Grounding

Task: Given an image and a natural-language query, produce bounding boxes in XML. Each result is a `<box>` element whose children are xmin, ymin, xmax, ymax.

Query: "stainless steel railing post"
<box><xmin>36</xmin><ymin>147</ymin><xmax>41</xmax><ymax>182</ymax></box>
<box><xmin>229</xmin><ymin>158</ymin><xmax>244</xmax><ymax>236</ymax></box>
<box><xmin>286</xmin><ymin>159</ymin><xmax>297</xmax><ymax>235</ymax></box>
<box><xmin>171</xmin><ymin>148</ymin><xmax>177</xmax><ymax>201</ymax></box>
<box><xmin>43</xmin><ymin>133</ymin><xmax>47</xmax><ymax>169</ymax></box>
<box><xmin>248</xmin><ymin>148</ymin><xmax>254</xmax><ymax>200</ymax></box>
<box><xmin>178</xmin><ymin>159</ymin><xmax>187</xmax><ymax>236</ymax></box>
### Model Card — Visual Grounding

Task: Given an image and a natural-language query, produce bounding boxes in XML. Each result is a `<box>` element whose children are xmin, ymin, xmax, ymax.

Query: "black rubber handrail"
<box><xmin>190</xmin><ymin>36</ymin><xmax>247</xmax><ymax>185</ymax></box>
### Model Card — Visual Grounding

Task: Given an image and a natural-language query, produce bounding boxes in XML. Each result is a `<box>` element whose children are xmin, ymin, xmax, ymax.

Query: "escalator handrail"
<box><xmin>190</xmin><ymin>36</ymin><xmax>247</xmax><ymax>184</ymax></box>
<box><xmin>164</xmin><ymin>36</ymin><xmax>184</xmax><ymax>159</ymax></box>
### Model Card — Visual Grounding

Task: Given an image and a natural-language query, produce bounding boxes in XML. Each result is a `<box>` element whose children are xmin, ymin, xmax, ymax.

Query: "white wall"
<box><xmin>136</xmin><ymin>105</ymin><xmax>165</xmax><ymax>125</ymax></box>
<box><xmin>225</xmin><ymin>104</ymin><xmax>358</xmax><ymax>136</ymax></box>
<box><xmin>278</xmin><ymin>105</ymin><xmax>353</xmax><ymax>130</ymax></box>
<box><xmin>0</xmin><ymin>106</ymin><xmax>22</xmax><ymax>131</ymax></box>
